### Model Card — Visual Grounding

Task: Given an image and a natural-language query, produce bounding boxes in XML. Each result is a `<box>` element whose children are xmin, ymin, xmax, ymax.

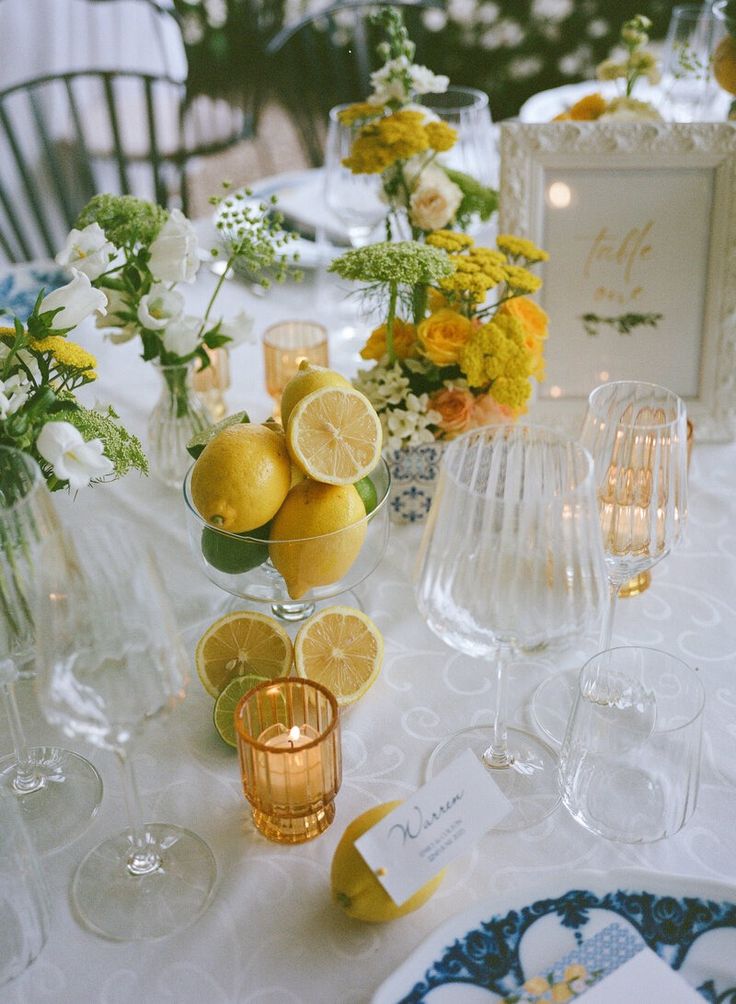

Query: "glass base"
<box><xmin>0</xmin><ymin>747</ymin><xmax>102</xmax><ymax>856</ymax></box>
<box><xmin>530</xmin><ymin>670</ymin><xmax>578</xmax><ymax>747</ymax></box>
<box><xmin>213</xmin><ymin>588</ymin><xmax>364</xmax><ymax>626</ymax></box>
<box><xmin>425</xmin><ymin>726</ymin><xmax>560</xmax><ymax>831</ymax></box>
<box><xmin>72</xmin><ymin>823</ymin><xmax>217</xmax><ymax>941</ymax></box>
<box><xmin>619</xmin><ymin>570</ymin><xmax>651</xmax><ymax>598</ymax></box>
<box><xmin>251</xmin><ymin>801</ymin><xmax>335</xmax><ymax>844</ymax></box>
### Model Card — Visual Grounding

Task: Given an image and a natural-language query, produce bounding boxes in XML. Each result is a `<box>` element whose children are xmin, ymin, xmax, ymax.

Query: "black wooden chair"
<box><xmin>265</xmin><ymin>0</ymin><xmax>444</xmax><ymax>168</ymax></box>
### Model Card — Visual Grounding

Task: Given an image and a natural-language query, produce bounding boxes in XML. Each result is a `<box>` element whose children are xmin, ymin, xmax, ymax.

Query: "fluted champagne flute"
<box><xmin>414</xmin><ymin>425</ymin><xmax>607</xmax><ymax>831</ymax></box>
<box><xmin>0</xmin><ymin>447</ymin><xmax>102</xmax><ymax>855</ymax></box>
<box><xmin>532</xmin><ymin>381</ymin><xmax>688</xmax><ymax>744</ymax></box>
<box><xmin>34</xmin><ymin>521</ymin><xmax>217</xmax><ymax>940</ymax></box>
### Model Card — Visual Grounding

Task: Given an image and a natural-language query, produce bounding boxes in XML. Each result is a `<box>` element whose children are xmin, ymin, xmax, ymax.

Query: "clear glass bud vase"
<box><xmin>148</xmin><ymin>362</ymin><xmax>211</xmax><ymax>489</ymax></box>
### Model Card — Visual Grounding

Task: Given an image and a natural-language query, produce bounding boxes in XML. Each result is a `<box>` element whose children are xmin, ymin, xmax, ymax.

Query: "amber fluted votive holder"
<box><xmin>263</xmin><ymin>321</ymin><xmax>328</xmax><ymax>420</ymax></box>
<box><xmin>235</xmin><ymin>678</ymin><xmax>341</xmax><ymax>844</ymax></box>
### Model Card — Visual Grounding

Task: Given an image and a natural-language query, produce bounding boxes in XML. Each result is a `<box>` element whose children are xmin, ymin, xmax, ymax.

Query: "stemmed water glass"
<box><xmin>324</xmin><ymin>104</ymin><xmax>387</xmax><ymax>247</ymax></box>
<box><xmin>414</xmin><ymin>425</ymin><xmax>607</xmax><ymax>831</ymax></box>
<box><xmin>0</xmin><ymin>447</ymin><xmax>102</xmax><ymax>855</ymax></box>
<box><xmin>419</xmin><ymin>86</ymin><xmax>497</xmax><ymax>188</ymax></box>
<box><xmin>34</xmin><ymin>521</ymin><xmax>217</xmax><ymax>940</ymax></box>
<box><xmin>532</xmin><ymin>381</ymin><xmax>688</xmax><ymax>744</ymax></box>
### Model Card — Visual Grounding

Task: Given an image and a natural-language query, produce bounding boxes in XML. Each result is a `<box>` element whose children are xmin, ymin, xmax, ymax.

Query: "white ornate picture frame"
<box><xmin>499</xmin><ymin>122</ymin><xmax>736</xmax><ymax>441</ymax></box>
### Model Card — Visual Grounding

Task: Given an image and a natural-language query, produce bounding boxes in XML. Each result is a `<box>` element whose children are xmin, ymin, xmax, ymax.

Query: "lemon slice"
<box><xmin>294</xmin><ymin>606</ymin><xmax>383</xmax><ymax>706</ymax></box>
<box><xmin>286</xmin><ymin>386</ymin><xmax>382</xmax><ymax>485</ymax></box>
<box><xmin>195</xmin><ymin>611</ymin><xmax>293</xmax><ymax>697</ymax></box>
<box><xmin>213</xmin><ymin>673</ymin><xmax>266</xmax><ymax>748</ymax></box>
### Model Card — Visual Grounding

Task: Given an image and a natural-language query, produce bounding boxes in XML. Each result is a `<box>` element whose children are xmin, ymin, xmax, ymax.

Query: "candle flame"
<box><xmin>288</xmin><ymin>726</ymin><xmax>301</xmax><ymax>742</ymax></box>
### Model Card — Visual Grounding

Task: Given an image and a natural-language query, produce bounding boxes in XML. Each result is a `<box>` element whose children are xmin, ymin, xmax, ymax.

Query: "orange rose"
<box><xmin>360</xmin><ymin>318</ymin><xmax>417</xmax><ymax>361</ymax></box>
<box><xmin>469</xmin><ymin>393</ymin><xmax>517</xmax><ymax>427</ymax></box>
<box><xmin>429</xmin><ymin>387</ymin><xmax>475</xmax><ymax>437</ymax></box>
<box><xmin>417</xmin><ymin>309</ymin><xmax>472</xmax><ymax>367</ymax></box>
<box><xmin>497</xmin><ymin>297</ymin><xmax>548</xmax><ymax>381</ymax></box>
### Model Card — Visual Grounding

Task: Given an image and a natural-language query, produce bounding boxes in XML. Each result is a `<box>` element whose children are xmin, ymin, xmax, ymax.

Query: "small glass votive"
<box><xmin>263</xmin><ymin>321</ymin><xmax>328</xmax><ymax>420</ymax></box>
<box><xmin>559</xmin><ymin>646</ymin><xmax>704</xmax><ymax>843</ymax></box>
<box><xmin>235</xmin><ymin>678</ymin><xmax>341</xmax><ymax>844</ymax></box>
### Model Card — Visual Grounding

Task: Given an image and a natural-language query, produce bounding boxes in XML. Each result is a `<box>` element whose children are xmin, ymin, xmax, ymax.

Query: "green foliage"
<box><xmin>64</xmin><ymin>405</ymin><xmax>148</xmax><ymax>480</ymax></box>
<box><xmin>580</xmin><ymin>312</ymin><xmax>663</xmax><ymax>337</ymax></box>
<box><xmin>329</xmin><ymin>241</ymin><xmax>452</xmax><ymax>286</ymax></box>
<box><xmin>444</xmin><ymin>169</ymin><xmax>499</xmax><ymax>228</ymax></box>
<box><xmin>76</xmin><ymin>194</ymin><xmax>168</xmax><ymax>248</ymax></box>
<box><xmin>211</xmin><ymin>186</ymin><xmax>302</xmax><ymax>288</ymax></box>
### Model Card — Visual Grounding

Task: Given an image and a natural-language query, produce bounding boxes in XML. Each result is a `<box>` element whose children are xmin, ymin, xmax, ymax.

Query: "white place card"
<box><xmin>579</xmin><ymin>946</ymin><xmax>703</xmax><ymax>1003</ymax></box>
<box><xmin>354</xmin><ymin>749</ymin><xmax>512</xmax><ymax>906</ymax></box>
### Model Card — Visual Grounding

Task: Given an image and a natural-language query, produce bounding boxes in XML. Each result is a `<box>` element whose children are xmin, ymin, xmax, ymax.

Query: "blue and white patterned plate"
<box><xmin>372</xmin><ymin>869</ymin><xmax>736</xmax><ymax>1003</ymax></box>
<box><xmin>0</xmin><ymin>262</ymin><xmax>68</xmax><ymax>324</ymax></box>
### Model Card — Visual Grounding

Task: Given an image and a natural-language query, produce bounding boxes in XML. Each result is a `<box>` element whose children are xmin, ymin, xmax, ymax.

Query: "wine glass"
<box><xmin>414</xmin><ymin>425</ymin><xmax>607</xmax><ymax>831</ymax></box>
<box><xmin>34</xmin><ymin>521</ymin><xmax>217</xmax><ymax>940</ymax></box>
<box><xmin>532</xmin><ymin>381</ymin><xmax>688</xmax><ymax>745</ymax></box>
<box><xmin>0</xmin><ymin>447</ymin><xmax>102</xmax><ymax>855</ymax></box>
<box><xmin>419</xmin><ymin>86</ymin><xmax>497</xmax><ymax>188</ymax></box>
<box><xmin>660</xmin><ymin>4</ymin><xmax>727</xmax><ymax>121</ymax></box>
<box><xmin>324</xmin><ymin>104</ymin><xmax>388</xmax><ymax>248</ymax></box>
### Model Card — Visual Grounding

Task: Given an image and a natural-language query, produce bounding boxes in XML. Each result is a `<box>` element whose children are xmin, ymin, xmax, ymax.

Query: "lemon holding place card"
<box><xmin>331</xmin><ymin>802</ymin><xmax>444</xmax><ymax>923</ymax></box>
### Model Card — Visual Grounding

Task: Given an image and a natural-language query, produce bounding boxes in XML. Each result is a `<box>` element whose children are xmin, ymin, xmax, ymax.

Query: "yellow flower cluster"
<box><xmin>343</xmin><ymin>110</ymin><xmax>457</xmax><ymax>174</ymax></box>
<box><xmin>337</xmin><ymin>102</ymin><xmax>384</xmax><ymax>126</ymax></box>
<box><xmin>502</xmin><ymin>265</ymin><xmax>543</xmax><ymax>294</ymax></box>
<box><xmin>32</xmin><ymin>335</ymin><xmax>97</xmax><ymax>374</ymax></box>
<box><xmin>496</xmin><ymin>235</ymin><xmax>549</xmax><ymax>263</ymax></box>
<box><xmin>439</xmin><ymin>246</ymin><xmax>508</xmax><ymax>303</ymax></box>
<box><xmin>459</xmin><ymin>314</ymin><xmax>533</xmax><ymax>409</ymax></box>
<box><xmin>426</xmin><ymin>230</ymin><xmax>474</xmax><ymax>252</ymax></box>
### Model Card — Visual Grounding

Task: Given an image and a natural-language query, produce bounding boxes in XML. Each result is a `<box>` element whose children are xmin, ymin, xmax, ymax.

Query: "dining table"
<box><xmin>4</xmin><ymin>178</ymin><xmax>736</xmax><ymax>1003</ymax></box>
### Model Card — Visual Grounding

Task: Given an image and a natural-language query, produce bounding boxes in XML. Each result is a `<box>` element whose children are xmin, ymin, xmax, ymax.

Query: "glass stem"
<box><xmin>2</xmin><ymin>679</ymin><xmax>43</xmax><ymax>793</ymax></box>
<box><xmin>483</xmin><ymin>643</ymin><xmax>514</xmax><ymax>769</ymax></box>
<box><xmin>600</xmin><ymin>579</ymin><xmax>620</xmax><ymax>650</ymax></box>
<box><xmin>116</xmin><ymin>749</ymin><xmax>161</xmax><ymax>876</ymax></box>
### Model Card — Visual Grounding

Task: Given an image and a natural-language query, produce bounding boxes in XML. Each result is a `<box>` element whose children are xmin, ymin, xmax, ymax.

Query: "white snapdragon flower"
<box><xmin>0</xmin><ymin>373</ymin><xmax>31</xmax><ymax>419</ymax></box>
<box><xmin>148</xmin><ymin>209</ymin><xmax>200</xmax><ymax>284</ymax></box>
<box><xmin>409</xmin><ymin>165</ymin><xmax>463</xmax><ymax>232</ymax></box>
<box><xmin>36</xmin><ymin>421</ymin><xmax>114</xmax><ymax>489</ymax></box>
<box><xmin>162</xmin><ymin>315</ymin><xmax>202</xmax><ymax>358</ymax></box>
<box><xmin>40</xmin><ymin>269</ymin><xmax>108</xmax><ymax>330</ymax></box>
<box><xmin>369</xmin><ymin>56</ymin><xmax>412</xmax><ymax>104</ymax></box>
<box><xmin>137</xmin><ymin>284</ymin><xmax>185</xmax><ymax>331</ymax></box>
<box><xmin>55</xmin><ymin>223</ymin><xmax>115</xmax><ymax>281</ymax></box>
<box><xmin>218</xmin><ymin>309</ymin><xmax>254</xmax><ymax>346</ymax></box>
<box><xmin>409</xmin><ymin>64</ymin><xmax>449</xmax><ymax>96</ymax></box>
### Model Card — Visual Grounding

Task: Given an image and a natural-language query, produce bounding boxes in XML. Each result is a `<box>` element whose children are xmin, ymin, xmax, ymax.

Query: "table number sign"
<box><xmin>499</xmin><ymin>121</ymin><xmax>736</xmax><ymax>441</ymax></box>
<box><xmin>354</xmin><ymin>749</ymin><xmax>512</xmax><ymax>906</ymax></box>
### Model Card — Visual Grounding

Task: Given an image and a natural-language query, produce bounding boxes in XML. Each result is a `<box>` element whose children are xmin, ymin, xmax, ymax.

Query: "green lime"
<box><xmin>186</xmin><ymin>410</ymin><xmax>250</xmax><ymax>459</ymax></box>
<box><xmin>214</xmin><ymin>673</ymin><xmax>266</xmax><ymax>748</ymax></box>
<box><xmin>354</xmin><ymin>476</ymin><xmax>378</xmax><ymax>515</ymax></box>
<box><xmin>201</xmin><ymin>522</ymin><xmax>270</xmax><ymax>575</ymax></box>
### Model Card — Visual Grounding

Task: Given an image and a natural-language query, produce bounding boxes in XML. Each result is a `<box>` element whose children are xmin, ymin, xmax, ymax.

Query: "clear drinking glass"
<box><xmin>414</xmin><ymin>425</ymin><xmax>608</xmax><ymax>831</ymax></box>
<box><xmin>324</xmin><ymin>103</ymin><xmax>387</xmax><ymax>247</ymax></box>
<box><xmin>0</xmin><ymin>447</ymin><xmax>102</xmax><ymax>856</ymax></box>
<box><xmin>419</xmin><ymin>86</ymin><xmax>497</xmax><ymax>188</ymax></box>
<box><xmin>34</xmin><ymin>522</ymin><xmax>217</xmax><ymax>941</ymax></box>
<box><xmin>559</xmin><ymin>646</ymin><xmax>704</xmax><ymax>843</ymax></box>
<box><xmin>532</xmin><ymin>381</ymin><xmax>688</xmax><ymax>745</ymax></box>
<box><xmin>0</xmin><ymin>789</ymin><xmax>50</xmax><ymax>986</ymax></box>
<box><xmin>660</xmin><ymin>5</ymin><xmax>728</xmax><ymax>121</ymax></box>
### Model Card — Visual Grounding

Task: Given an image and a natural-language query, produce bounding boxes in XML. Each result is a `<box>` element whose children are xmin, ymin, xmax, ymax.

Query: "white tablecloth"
<box><xmin>5</xmin><ymin>248</ymin><xmax>736</xmax><ymax>1004</ymax></box>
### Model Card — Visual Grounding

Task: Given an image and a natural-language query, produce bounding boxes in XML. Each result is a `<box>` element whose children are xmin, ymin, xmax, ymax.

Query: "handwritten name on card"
<box><xmin>354</xmin><ymin>749</ymin><xmax>512</xmax><ymax>906</ymax></box>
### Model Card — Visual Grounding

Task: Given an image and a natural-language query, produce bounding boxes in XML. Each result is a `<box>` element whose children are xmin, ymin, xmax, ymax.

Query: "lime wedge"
<box><xmin>187</xmin><ymin>411</ymin><xmax>250</xmax><ymax>459</ymax></box>
<box><xmin>354</xmin><ymin>476</ymin><xmax>378</xmax><ymax>515</ymax></box>
<box><xmin>213</xmin><ymin>673</ymin><xmax>266</xmax><ymax>748</ymax></box>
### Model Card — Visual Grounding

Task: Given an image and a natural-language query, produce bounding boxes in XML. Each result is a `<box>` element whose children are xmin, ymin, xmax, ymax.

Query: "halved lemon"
<box><xmin>195</xmin><ymin>611</ymin><xmax>293</xmax><ymax>697</ymax></box>
<box><xmin>286</xmin><ymin>386</ymin><xmax>382</xmax><ymax>485</ymax></box>
<box><xmin>213</xmin><ymin>673</ymin><xmax>266</xmax><ymax>748</ymax></box>
<box><xmin>293</xmin><ymin>606</ymin><xmax>383</xmax><ymax>706</ymax></box>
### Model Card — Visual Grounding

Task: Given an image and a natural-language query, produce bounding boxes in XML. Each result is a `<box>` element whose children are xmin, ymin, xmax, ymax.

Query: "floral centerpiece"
<box><xmin>59</xmin><ymin>188</ymin><xmax>297</xmax><ymax>486</ymax></box>
<box><xmin>329</xmin><ymin>231</ymin><xmax>549</xmax><ymax>521</ymax></box>
<box><xmin>554</xmin><ymin>15</ymin><xmax>662</xmax><ymax>122</ymax></box>
<box><xmin>336</xmin><ymin>8</ymin><xmax>497</xmax><ymax>239</ymax></box>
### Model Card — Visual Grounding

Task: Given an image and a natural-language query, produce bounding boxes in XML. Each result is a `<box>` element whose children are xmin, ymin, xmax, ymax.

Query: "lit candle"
<box><xmin>255</xmin><ymin>722</ymin><xmax>322</xmax><ymax>808</ymax></box>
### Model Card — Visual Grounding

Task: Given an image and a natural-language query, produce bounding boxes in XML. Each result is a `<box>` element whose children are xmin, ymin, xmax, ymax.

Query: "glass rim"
<box><xmin>0</xmin><ymin>446</ymin><xmax>45</xmax><ymax>513</ymax></box>
<box><xmin>586</xmin><ymin>380</ymin><xmax>687</xmax><ymax>430</ymax></box>
<box><xmin>182</xmin><ymin>456</ymin><xmax>391</xmax><ymax>543</ymax></box>
<box><xmin>577</xmin><ymin>644</ymin><xmax>705</xmax><ymax>730</ymax></box>
<box><xmin>234</xmin><ymin>676</ymin><xmax>339</xmax><ymax>749</ymax></box>
<box><xmin>440</xmin><ymin>422</ymin><xmax>596</xmax><ymax>496</ymax></box>
<box><xmin>420</xmin><ymin>85</ymin><xmax>489</xmax><ymax>112</ymax></box>
<box><xmin>262</xmin><ymin>319</ymin><xmax>328</xmax><ymax>349</ymax></box>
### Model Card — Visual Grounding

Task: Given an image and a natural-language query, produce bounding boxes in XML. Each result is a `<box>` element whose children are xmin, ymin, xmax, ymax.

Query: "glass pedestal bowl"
<box><xmin>183</xmin><ymin>459</ymin><xmax>390</xmax><ymax>623</ymax></box>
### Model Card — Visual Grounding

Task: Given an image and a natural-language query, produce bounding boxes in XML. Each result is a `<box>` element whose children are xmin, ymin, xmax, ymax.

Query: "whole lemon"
<box><xmin>279</xmin><ymin>360</ymin><xmax>350</xmax><ymax>429</ymax></box>
<box><xmin>331</xmin><ymin>801</ymin><xmax>445</xmax><ymax>923</ymax></box>
<box><xmin>714</xmin><ymin>34</ymin><xmax>736</xmax><ymax>95</ymax></box>
<box><xmin>191</xmin><ymin>424</ymin><xmax>291</xmax><ymax>533</ymax></box>
<box><xmin>269</xmin><ymin>480</ymin><xmax>366</xmax><ymax>599</ymax></box>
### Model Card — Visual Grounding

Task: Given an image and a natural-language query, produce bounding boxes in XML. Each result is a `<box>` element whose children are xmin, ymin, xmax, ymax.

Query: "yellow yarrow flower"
<box><xmin>458</xmin><ymin>314</ymin><xmax>533</xmax><ymax>407</ymax></box>
<box><xmin>343</xmin><ymin>109</ymin><xmax>430</xmax><ymax>174</ymax></box>
<box><xmin>496</xmin><ymin>234</ymin><xmax>549</xmax><ymax>263</ymax></box>
<box><xmin>502</xmin><ymin>265</ymin><xmax>543</xmax><ymax>294</ymax></box>
<box><xmin>425</xmin><ymin>120</ymin><xmax>457</xmax><ymax>152</ymax></box>
<box><xmin>338</xmin><ymin>101</ymin><xmax>384</xmax><ymax>126</ymax></box>
<box><xmin>426</xmin><ymin>230</ymin><xmax>474</xmax><ymax>252</ymax></box>
<box><xmin>32</xmin><ymin>335</ymin><xmax>97</xmax><ymax>371</ymax></box>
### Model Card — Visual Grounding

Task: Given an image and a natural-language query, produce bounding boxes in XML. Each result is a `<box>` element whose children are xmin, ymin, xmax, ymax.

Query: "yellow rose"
<box><xmin>418</xmin><ymin>309</ymin><xmax>472</xmax><ymax>367</ymax></box>
<box><xmin>360</xmin><ymin>318</ymin><xmax>417</xmax><ymax>361</ymax></box>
